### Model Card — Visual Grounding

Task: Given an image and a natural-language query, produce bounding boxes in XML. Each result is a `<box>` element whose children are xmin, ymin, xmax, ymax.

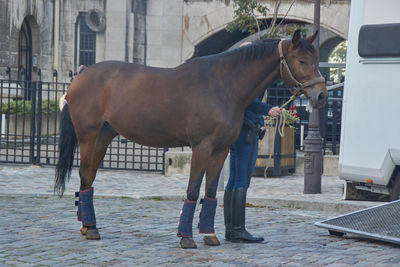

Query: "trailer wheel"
<box><xmin>328</xmin><ymin>230</ymin><xmax>345</xmax><ymax>237</ymax></box>
<box><xmin>390</xmin><ymin>173</ymin><xmax>400</xmax><ymax>201</ymax></box>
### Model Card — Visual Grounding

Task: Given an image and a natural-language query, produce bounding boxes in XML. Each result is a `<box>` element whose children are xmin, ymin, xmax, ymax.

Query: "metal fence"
<box><xmin>0</xmin><ymin>75</ymin><xmax>166</xmax><ymax>172</ymax></box>
<box><xmin>266</xmin><ymin>84</ymin><xmax>343</xmax><ymax>155</ymax></box>
<box><xmin>1</xmin><ymin>64</ymin><xmax>344</xmax><ymax>171</ymax></box>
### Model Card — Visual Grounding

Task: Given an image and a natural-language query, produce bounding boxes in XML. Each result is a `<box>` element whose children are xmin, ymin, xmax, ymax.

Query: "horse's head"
<box><xmin>280</xmin><ymin>30</ymin><xmax>328</xmax><ymax>109</ymax></box>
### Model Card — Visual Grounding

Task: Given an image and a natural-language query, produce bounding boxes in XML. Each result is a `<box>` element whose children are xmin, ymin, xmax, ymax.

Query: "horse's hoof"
<box><xmin>203</xmin><ymin>235</ymin><xmax>220</xmax><ymax>246</ymax></box>
<box><xmin>80</xmin><ymin>227</ymin><xmax>88</xmax><ymax>235</ymax></box>
<box><xmin>180</xmin><ymin>237</ymin><xmax>197</xmax><ymax>249</ymax></box>
<box><xmin>86</xmin><ymin>228</ymin><xmax>101</xmax><ymax>240</ymax></box>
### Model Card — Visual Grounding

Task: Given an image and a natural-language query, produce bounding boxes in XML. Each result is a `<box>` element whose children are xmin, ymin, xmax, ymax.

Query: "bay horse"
<box><xmin>55</xmin><ymin>30</ymin><xmax>327</xmax><ymax>249</ymax></box>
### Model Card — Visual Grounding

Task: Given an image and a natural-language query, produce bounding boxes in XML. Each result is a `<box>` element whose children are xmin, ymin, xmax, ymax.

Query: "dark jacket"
<box><xmin>244</xmin><ymin>96</ymin><xmax>272</xmax><ymax>126</ymax></box>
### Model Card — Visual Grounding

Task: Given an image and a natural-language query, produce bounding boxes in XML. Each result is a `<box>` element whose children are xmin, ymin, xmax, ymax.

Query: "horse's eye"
<box><xmin>299</xmin><ymin>60</ymin><xmax>307</xmax><ymax>65</ymax></box>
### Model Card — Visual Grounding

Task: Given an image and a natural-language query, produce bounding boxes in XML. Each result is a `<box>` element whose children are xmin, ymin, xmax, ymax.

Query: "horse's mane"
<box><xmin>236</xmin><ymin>39</ymin><xmax>281</xmax><ymax>60</ymax></box>
<box><xmin>187</xmin><ymin>39</ymin><xmax>280</xmax><ymax>65</ymax></box>
<box><xmin>186</xmin><ymin>37</ymin><xmax>315</xmax><ymax>67</ymax></box>
<box><xmin>237</xmin><ymin>38</ymin><xmax>315</xmax><ymax>59</ymax></box>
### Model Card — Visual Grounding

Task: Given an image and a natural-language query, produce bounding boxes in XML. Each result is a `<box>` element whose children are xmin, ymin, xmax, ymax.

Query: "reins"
<box><xmin>262</xmin><ymin>40</ymin><xmax>325</xmax><ymax>178</ymax></box>
<box><xmin>263</xmin><ymin>94</ymin><xmax>295</xmax><ymax>179</ymax></box>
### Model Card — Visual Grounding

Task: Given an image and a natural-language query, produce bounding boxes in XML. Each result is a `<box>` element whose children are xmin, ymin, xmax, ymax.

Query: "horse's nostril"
<box><xmin>317</xmin><ymin>92</ymin><xmax>326</xmax><ymax>103</ymax></box>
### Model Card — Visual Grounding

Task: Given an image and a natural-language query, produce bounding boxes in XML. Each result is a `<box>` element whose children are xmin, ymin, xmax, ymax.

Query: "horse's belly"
<box><xmin>126</xmin><ymin>134</ymin><xmax>188</xmax><ymax>148</ymax></box>
<box><xmin>111</xmin><ymin>122</ymin><xmax>189</xmax><ymax>148</ymax></box>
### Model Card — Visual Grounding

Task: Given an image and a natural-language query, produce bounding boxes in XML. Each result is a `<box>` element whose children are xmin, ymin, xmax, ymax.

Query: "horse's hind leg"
<box><xmin>77</xmin><ymin>122</ymin><xmax>117</xmax><ymax>240</ymax></box>
<box><xmin>198</xmin><ymin>148</ymin><xmax>229</xmax><ymax>246</ymax></box>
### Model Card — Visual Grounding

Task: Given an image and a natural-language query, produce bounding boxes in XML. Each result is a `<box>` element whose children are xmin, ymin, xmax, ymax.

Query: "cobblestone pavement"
<box><xmin>0</xmin><ymin>165</ymin><xmax>399</xmax><ymax>266</ymax></box>
<box><xmin>0</xmin><ymin>165</ymin><xmax>377</xmax><ymax>212</ymax></box>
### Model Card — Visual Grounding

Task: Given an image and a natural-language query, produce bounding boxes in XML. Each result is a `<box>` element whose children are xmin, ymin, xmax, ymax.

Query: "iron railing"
<box><xmin>266</xmin><ymin>84</ymin><xmax>343</xmax><ymax>155</ymax></box>
<box><xmin>0</xmin><ymin>64</ymin><xmax>344</xmax><ymax>176</ymax></box>
<box><xmin>0</xmin><ymin>71</ymin><xmax>165</xmax><ymax>172</ymax></box>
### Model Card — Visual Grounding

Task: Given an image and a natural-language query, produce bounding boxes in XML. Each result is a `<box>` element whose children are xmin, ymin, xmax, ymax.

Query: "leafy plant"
<box><xmin>328</xmin><ymin>41</ymin><xmax>347</xmax><ymax>82</ymax></box>
<box><xmin>1</xmin><ymin>99</ymin><xmax>57</xmax><ymax>116</ymax></box>
<box><xmin>226</xmin><ymin>0</ymin><xmax>269</xmax><ymax>35</ymax></box>
<box><xmin>226</xmin><ymin>0</ymin><xmax>298</xmax><ymax>39</ymax></box>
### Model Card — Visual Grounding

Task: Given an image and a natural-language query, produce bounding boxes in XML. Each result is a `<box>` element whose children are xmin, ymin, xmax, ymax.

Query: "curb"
<box><xmin>136</xmin><ymin>195</ymin><xmax>379</xmax><ymax>213</ymax></box>
<box><xmin>1</xmin><ymin>193</ymin><xmax>380</xmax><ymax>214</ymax></box>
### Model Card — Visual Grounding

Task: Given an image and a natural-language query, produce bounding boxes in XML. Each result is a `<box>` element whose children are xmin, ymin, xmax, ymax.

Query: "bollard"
<box><xmin>303</xmin><ymin>108</ymin><xmax>323</xmax><ymax>194</ymax></box>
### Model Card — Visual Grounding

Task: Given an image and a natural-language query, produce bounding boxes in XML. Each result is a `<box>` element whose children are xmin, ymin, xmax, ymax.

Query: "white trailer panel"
<box><xmin>339</xmin><ymin>0</ymin><xmax>400</xmax><ymax>188</ymax></box>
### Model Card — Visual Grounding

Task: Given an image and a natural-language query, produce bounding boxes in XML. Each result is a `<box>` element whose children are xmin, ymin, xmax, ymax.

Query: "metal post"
<box><xmin>313</xmin><ymin>0</ymin><xmax>320</xmax><ymax>56</ymax></box>
<box><xmin>304</xmin><ymin>0</ymin><xmax>323</xmax><ymax>194</ymax></box>
<box><xmin>29</xmin><ymin>82</ymin><xmax>37</xmax><ymax>163</ymax></box>
<box><xmin>36</xmin><ymin>81</ymin><xmax>42</xmax><ymax>165</ymax></box>
<box><xmin>303</xmin><ymin>109</ymin><xmax>323</xmax><ymax>193</ymax></box>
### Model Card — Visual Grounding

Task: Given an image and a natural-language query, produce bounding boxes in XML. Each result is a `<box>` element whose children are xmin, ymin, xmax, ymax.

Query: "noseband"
<box><xmin>278</xmin><ymin>40</ymin><xmax>325</xmax><ymax>96</ymax></box>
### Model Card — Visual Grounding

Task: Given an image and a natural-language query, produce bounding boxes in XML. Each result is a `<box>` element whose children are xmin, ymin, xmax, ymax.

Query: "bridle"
<box><xmin>278</xmin><ymin>40</ymin><xmax>325</xmax><ymax>96</ymax></box>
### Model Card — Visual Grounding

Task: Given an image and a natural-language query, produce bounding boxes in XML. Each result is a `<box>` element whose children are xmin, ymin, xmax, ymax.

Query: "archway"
<box><xmin>320</xmin><ymin>37</ymin><xmax>346</xmax><ymax>63</ymax></box>
<box><xmin>320</xmin><ymin>37</ymin><xmax>347</xmax><ymax>82</ymax></box>
<box><xmin>190</xmin><ymin>20</ymin><xmax>344</xmax><ymax>59</ymax></box>
<box><xmin>191</xmin><ymin>29</ymin><xmax>249</xmax><ymax>59</ymax></box>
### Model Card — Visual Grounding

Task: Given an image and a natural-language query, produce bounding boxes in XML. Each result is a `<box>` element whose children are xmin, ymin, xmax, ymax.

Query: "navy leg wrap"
<box><xmin>75</xmin><ymin>192</ymin><xmax>81</xmax><ymax>222</ymax></box>
<box><xmin>79</xmin><ymin>187</ymin><xmax>96</xmax><ymax>227</ymax></box>
<box><xmin>198</xmin><ymin>197</ymin><xmax>217</xmax><ymax>234</ymax></box>
<box><xmin>177</xmin><ymin>199</ymin><xmax>196</xmax><ymax>238</ymax></box>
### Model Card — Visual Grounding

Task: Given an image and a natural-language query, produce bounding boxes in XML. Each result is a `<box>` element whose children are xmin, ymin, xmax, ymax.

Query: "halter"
<box><xmin>278</xmin><ymin>40</ymin><xmax>325</xmax><ymax>96</ymax></box>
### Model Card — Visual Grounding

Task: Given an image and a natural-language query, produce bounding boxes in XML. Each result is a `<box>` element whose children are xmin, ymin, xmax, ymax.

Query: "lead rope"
<box><xmin>263</xmin><ymin>94</ymin><xmax>296</xmax><ymax>179</ymax></box>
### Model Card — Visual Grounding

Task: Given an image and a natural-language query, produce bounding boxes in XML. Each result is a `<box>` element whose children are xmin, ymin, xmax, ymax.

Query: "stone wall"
<box><xmin>146</xmin><ymin>0</ymin><xmax>184</xmax><ymax>67</ymax></box>
<box><xmin>0</xmin><ymin>0</ymin><xmax>132</xmax><ymax>82</ymax></box>
<box><xmin>0</xmin><ymin>0</ymin><xmax>53</xmax><ymax>81</ymax></box>
<box><xmin>0</xmin><ymin>0</ymin><xmax>350</xmax><ymax>82</ymax></box>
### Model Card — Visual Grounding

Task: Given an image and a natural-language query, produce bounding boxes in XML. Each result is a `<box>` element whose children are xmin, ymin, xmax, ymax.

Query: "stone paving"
<box><xmin>0</xmin><ymin>164</ymin><xmax>399</xmax><ymax>266</ymax></box>
<box><xmin>0</xmin><ymin>165</ymin><xmax>377</xmax><ymax>212</ymax></box>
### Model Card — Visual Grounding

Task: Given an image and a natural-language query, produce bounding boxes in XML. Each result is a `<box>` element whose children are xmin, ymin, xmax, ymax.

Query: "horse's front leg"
<box><xmin>198</xmin><ymin>148</ymin><xmax>229</xmax><ymax>246</ymax></box>
<box><xmin>177</xmin><ymin>144</ymin><xmax>212</xmax><ymax>249</ymax></box>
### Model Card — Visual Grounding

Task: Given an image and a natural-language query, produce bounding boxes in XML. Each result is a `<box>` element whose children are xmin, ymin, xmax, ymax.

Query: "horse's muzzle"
<box><xmin>309</xmin><ymin>89</ymin><xmax>327</xmax><ymax>109</ymax></box>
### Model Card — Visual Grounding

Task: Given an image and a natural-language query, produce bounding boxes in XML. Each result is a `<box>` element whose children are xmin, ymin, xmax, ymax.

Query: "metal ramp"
<box><xmin>315</xmin><ymin>200</ymin><xmax>400</xmax><ymax>245</ymax></box>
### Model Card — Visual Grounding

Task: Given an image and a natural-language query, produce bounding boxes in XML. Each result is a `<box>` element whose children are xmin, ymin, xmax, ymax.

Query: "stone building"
<box><xmin>0</xmin><ymin>0</ymin><xmax>350</xmax><ymax>82</ymax></box>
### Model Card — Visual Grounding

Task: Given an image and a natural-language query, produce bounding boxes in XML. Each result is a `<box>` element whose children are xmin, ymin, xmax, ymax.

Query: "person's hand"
<box><xmin>268</xmin><ymin>106</ymin><xmax>281</xmax><ymax>117</ymax></box>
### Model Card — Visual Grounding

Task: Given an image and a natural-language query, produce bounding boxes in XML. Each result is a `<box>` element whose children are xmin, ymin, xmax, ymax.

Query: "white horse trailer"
<box><xmin>339</xmin><ymin>0</ymin><xmax>400</xmax><ymax>200</ymax></box>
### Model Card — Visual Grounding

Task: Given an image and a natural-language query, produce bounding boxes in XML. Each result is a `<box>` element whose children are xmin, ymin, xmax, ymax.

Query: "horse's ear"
<box><xmin>292</xmin><ymin>29</ymin><xmax>301</xmax><ymax>48</ymax></box>
<box><xmin>306</xmin><ymin>30</ymin><xmax>319</xmax><ymax>44</ymax></box>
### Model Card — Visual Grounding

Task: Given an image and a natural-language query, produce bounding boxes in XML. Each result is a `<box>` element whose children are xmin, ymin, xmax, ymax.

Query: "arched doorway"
<box><xmin>18</xmin><ymin>16</ymin><xmax>40</xmax><ymax>81</ymax></box>
<box><xmin>18</xmin><ymin>16</ymin><xmax>40</xmax><ymax>99</ymax></box>
<box><xmin>18</xmin><ymin>18</ymin><xmax>32</xmax><ymax>82</ymax></box>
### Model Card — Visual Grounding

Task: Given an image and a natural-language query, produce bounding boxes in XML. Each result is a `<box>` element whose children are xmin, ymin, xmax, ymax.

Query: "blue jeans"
<box><xmin>226</xmin><ymin>127</ymin><xmax>259</xmax><ymax>190</ymax></box>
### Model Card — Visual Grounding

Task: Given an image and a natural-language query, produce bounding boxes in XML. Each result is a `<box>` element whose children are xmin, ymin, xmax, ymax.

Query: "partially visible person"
<box><xmin>224</xmin><ymin>42</ymin><xmax>281</xmax><ymax>243</ymax></box>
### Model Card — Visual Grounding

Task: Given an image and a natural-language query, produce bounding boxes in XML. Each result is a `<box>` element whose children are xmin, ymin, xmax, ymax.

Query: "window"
<box><xmin>358</xmin><ymin>23</ymin><xmax>400</xmax><ymax>57</ymax></box>
<box><xmin>76</xmin><ymin>13</ymin><xmax>96</xmax><ymax>67</ymax></box>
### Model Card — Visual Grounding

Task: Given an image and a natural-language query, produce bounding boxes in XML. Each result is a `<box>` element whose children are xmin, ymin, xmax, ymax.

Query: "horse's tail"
<box><xmin>55</xmin><ymin>104</ymin><xmax>77</xmax><ymax>197</ymax></box>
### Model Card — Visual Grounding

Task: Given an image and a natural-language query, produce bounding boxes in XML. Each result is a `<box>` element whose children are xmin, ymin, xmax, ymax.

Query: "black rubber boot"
<box><xmin>231</xmin><ymin>187</ymin><xmax>264</xmax><ymax>243</ymax></box>
<box><xmin>223</xmin><ymin>189</ymin><xmax>233</xmax><ymax>241</ymax></box>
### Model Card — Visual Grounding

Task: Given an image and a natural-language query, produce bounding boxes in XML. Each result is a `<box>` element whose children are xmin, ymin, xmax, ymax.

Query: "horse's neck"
<box><xmin>227</xmin><ymin>47</ymin><xmax>281</xmax><ymax>112</ymax></box>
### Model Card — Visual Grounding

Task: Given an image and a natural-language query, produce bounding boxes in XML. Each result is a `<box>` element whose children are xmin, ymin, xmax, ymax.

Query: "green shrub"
<box><xmin>1</xmin><ymin>99</ymin><xmax>57</xmax><ymax>116</ymax></box>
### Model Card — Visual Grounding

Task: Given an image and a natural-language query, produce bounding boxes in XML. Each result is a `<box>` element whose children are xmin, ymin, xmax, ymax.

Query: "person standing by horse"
<box><xmin>224</xmin><ymin>42</ymin><xmax>282</xmax><ymax>243</ymax></box>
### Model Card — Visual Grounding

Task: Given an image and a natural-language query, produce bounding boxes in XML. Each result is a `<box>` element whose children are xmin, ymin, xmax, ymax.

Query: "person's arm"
<box><xmin>246</xmin><ymin>98</ymin><xmax>272</xmax><ymax>116</ymax></box>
